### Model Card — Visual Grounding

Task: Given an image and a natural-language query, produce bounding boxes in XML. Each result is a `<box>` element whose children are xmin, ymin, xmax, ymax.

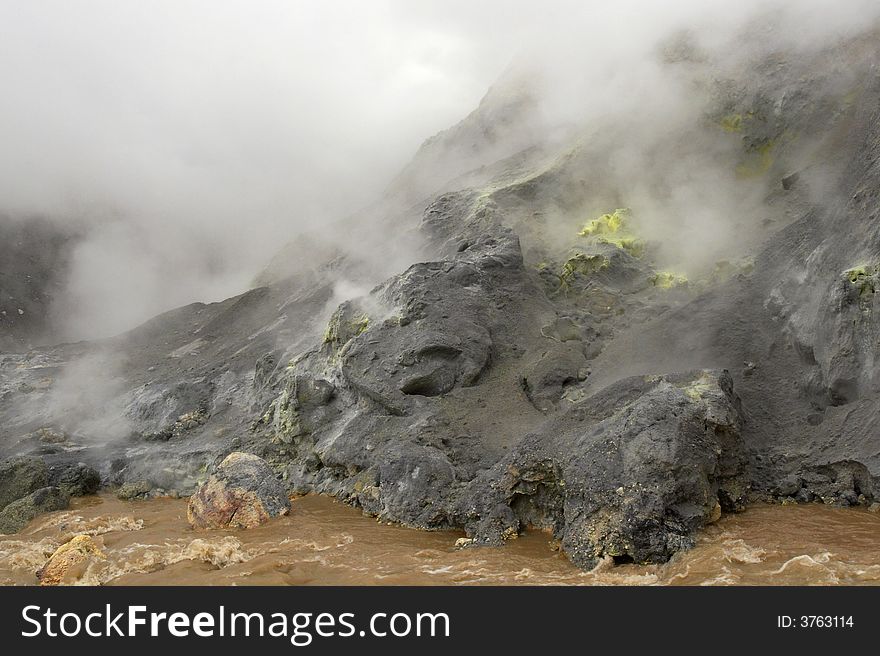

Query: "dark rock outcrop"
<box><xmin>0</xmin><ymin>486</ymin><xmax>69</xmax><ymax>534</ymax></box>
<box><xmin>116</xmin><ymin>480</ymin><xmax>152</xmax><ymax>500</ymax></box>
<box><xmin>0</xmin><ymin>457</ymin><xmax>97</xmax><ymax>534</ymax></box>
<box><xmin>457</xmin><ymin>371</ymin><xmax>747</xmax><ymax>568</ymax></box>
<box><xmin>48</xmin><ymin>462</ymin><xmax>101</xmax><ymax>498</ymax></box>
<box><xmin>0</xmin><ymin>456</ymin><xmax>48</xmax><ymax>511</ymax></box>
<box><xmin>776</xmin><ymin>461</ymin><xmax>875</xmax><ymax>506</ymax></box>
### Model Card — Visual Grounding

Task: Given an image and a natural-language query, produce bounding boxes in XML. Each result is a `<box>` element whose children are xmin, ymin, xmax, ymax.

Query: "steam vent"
<box><xmin>3</xmin><ymin>8</ymin><xmax>880</xmax><ymax>576</ymax></box>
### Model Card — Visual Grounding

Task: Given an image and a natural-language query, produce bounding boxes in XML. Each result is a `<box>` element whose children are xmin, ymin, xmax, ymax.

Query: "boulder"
<box><xmin>48</xmin><ymin>462</ymin><xmax>101</xmax><ymax>497</ymax></box>
<box><xmin>37</xmin><ymin>534</ymin><xmax>105</xmax><ymax>586</ymax></box>
<box><xmin>116</xmin><ymin>480</ymin><xmax>152</xmax><ymax>500</ymax></box>
<box><xmin>519</xmin><ymin>342</ymin><xmax>588</xmax><ymax>412</ymax></box>
<box><xmin>325</xmin><ymin>224</ymin><xmax>525</xmax><ymax>417</ymax></box>
<box><xmin>0</xmin><ymin>456</ymin><xmax>48</xmax><ymax>511</ymax></box>
<box><xmin>0</xmin><ymin>486</ymin><xmax>70</xmax><ymax>534</ymax></box>
<box><xmin>187</xmin><ymin>452</ymin><xmax>290</xmax><ymax>529</ymax></box>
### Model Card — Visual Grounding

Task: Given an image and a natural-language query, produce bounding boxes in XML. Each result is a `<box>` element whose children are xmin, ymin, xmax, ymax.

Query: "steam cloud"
<box><xmin>1</xmin><ymin>0</ymin><xmax>878</xmax><ymax>341</ymax></box>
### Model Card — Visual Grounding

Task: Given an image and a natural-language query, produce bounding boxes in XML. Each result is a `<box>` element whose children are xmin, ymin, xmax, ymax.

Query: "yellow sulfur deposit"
<box><xmin>718</xmin><ymin>112</ymin><xmax>754</xmax><ymax>133</ymax></box>
<box><xmin>650</xmin><ymin>271</ymin><xmax>689</xmax><ymax>289</ymax></box>
<box><xmin>561</xmin><ymin>253</ymin><xmax>609</xmax><ymax>280</ymax></box>
<box><xmin>579</xmin><ymin>209</ymin><xmax>645</xmax><ymax>257</ymax></box>
<box><xmin>579</xmin><ymin>208</ymin><xmax>628</xmax><ymax>237</ymax></box>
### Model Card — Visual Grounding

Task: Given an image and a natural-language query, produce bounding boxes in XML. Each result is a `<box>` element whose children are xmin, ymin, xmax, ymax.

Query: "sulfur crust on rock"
<box><xmin>560</xmin><ymin>253</ymin><xmax>609</xmax><ymax>283</ymax></box>
<box><xmin>578</xmin><ymin>209</ymin><xmax>645</xmax><ymax>257</ymax></box>
<box><xmin>718</xmin><ymin>112</ymin><xmax>754</xmax><ymax>133</ymax></box>
<box><xmin>322</xmin><ymin>307</ymin><xmax>370</xmax><ymax>349</ymax></box>
<box><xmin>650</xmin><ymin>271</ymin><xmax>689</xmax><ymax>289</ymax></box>
<box><xmin>579</xmin><ymin>208</ymin><xmax>629</xmax><ymax>237</ymax></box>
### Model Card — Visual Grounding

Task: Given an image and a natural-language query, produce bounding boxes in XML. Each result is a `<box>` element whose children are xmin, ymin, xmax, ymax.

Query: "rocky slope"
<box><xmin>2</xmin><ymin>23</ymin><xmax>880</xmax><ymax>569</ymax></box>
<box><xmin>0</xmin><ymin>216</ymin><xmax>83</xmax><ymax>351</ymax></box>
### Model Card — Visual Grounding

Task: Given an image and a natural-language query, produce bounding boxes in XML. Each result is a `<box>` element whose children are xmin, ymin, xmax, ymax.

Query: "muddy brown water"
<box><xmin>1</xmin><ymin>494</ymin><xmax>880</xmax><ymax>585</ymax></box>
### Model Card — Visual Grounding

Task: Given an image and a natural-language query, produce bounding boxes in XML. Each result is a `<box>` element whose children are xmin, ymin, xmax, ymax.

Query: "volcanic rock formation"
<box><xmin>3</xmin><ymin>23</ymin><xmax>880</xmax><ymax>568</ymax></box>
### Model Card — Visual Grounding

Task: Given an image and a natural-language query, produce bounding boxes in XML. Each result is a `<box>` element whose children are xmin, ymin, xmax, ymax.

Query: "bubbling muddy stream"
<box><xmin>2</xmin><ymin>494</ymin><xmax>880</xmax><ymax>586</ymax></box>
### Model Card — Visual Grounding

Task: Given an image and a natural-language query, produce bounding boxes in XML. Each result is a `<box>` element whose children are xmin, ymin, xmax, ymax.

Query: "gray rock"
<box><xmin>781</xmin><ymin>171</ymin><xmax>801</xmax><ymax>190</ymax></box>
<box><xmin>240</xmin><ymin>204</ymin><xmax>751</xmax><ymax>568</ymax></box>
<box><xmin>266</xmin><ymin>374</ymin><xmax>338</xmax><ymax>447</ymax></box>
<box><xmin>0</xmin><ymin>456</ymin><xmax>48</xmax><ymax>511</ymax></box>
<box><xmin>520</xmin><ymin>342</ymin><xmax>587</xmax><ymax>412</ymax></box>
<box><xmin>116</xmin><ymin>480</ymin><xmax>152</xmax><ymax>500</ymax></box>
<box><xmin>48</xmin><ymin>462</ymin><xmax>101</xmax><ymax>497</ymax></box>
<box><xmin>790</xmin><ymin>461</ymin><xmax>874</xmax><ymax>506</ymax></box>
<box><xmin>0</xmin><ymin>486</ymin><xmax>69</xmax><ymax>534</ymax></box>
<box><xmin>456</xmin><ymin>370</ymin><xmax>747</xmax><ymax>568</ymax></box>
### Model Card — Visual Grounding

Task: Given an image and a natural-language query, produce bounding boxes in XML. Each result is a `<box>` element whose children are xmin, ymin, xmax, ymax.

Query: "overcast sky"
<box><xmin>0</xmin><ymin>2</ymin><xmax>541</xmax><ymax>224</ymax></box>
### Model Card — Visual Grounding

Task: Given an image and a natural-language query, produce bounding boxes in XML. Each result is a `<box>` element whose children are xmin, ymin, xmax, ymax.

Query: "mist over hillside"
<box><xmin>3</xmin><ymin>0</ymin><xmax>880</xmax><ymax>570</ymax></box>
<box><xmin>3</xmin><ymin>0</ymin><xmax>876</xmax><ymax>343</ymax></box>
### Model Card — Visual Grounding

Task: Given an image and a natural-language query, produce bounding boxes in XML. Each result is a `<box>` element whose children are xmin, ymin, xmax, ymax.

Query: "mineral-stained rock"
<box><xmin>116</xmin><ymin>480</ymin><xmax>152</xmax><ymax>500</ymax></box>
<box><xmin>37</xmin><ymin>534</ymin><xmax>105</xmax><ymax>586</ymax></box>
<box><xmin>0</xmin><ymin>456</ymin><xmax>48</xmax><ymax>511</ymax></box>
<box><xmin>247</xmin><ymin>203</ymin><xmax>750</xmax><ymax>568</ymax></box>
<box><xmin>267</xmin><ymin>374</ymin><xmax>337</xmax><ymax>446</ymax></box>
<box><xmin>0</xmin><ymin>486</ymin><xmax>69</xmax><ymax>534</ymax></box>
<box><xmin>48</xmin><ymin>462</ymin><xmax>101</xmax><ymax>497</ymax></box>
<box><xmin>187</xmin><ymin>452</ymin><xmax>290</xmax><ymax>529</ymax></box>
<box><xmin>456</xmin><ymin>370</ymin><xmax>749</xmax><ymax>568</ymax></box>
